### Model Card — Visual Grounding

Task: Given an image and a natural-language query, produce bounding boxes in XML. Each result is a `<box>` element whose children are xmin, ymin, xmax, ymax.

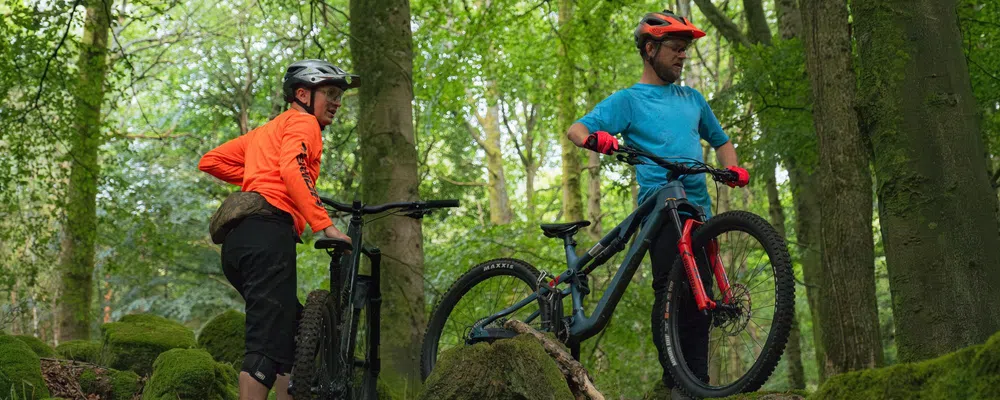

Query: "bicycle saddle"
<box><xmin>539</xmin><ymin>221</ymin><xmax>591</xmax><ymax>238</ymax></box>
<box><xmin>315</xmin><ymin>237</ymin><xmax>352</xmax><ymax>252</ymax></box>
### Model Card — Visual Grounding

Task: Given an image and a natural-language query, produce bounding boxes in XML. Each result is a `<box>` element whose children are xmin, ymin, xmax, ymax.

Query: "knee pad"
<box><xmin>242</xmin><ymin>353</ymin><xmax>278</xmax><ymax>389</ymax></box>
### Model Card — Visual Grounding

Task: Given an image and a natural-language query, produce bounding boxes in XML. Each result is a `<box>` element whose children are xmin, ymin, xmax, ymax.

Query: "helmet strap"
<box><xmin>293</xmin><ymin>89</ymin><xmax>317</xmax><ymax>115</ymax></box>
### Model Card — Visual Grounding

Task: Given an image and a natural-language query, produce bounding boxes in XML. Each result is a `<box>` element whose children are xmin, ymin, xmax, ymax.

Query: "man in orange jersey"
<box><xmin>199</xmin><ymin>59</ymin><xmax>359</xmax><ymax>400</ymax></box>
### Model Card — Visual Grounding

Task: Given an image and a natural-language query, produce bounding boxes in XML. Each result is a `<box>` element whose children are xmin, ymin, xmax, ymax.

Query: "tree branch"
<box><xmin>691</xmin><ymin>0</ymin><xmax>752</xmax><ymax>47</ymax></box>
<box><xmin>438</xmin><ymin>174</ymin><xmax>487</xmax><ymax>187</ymax></box>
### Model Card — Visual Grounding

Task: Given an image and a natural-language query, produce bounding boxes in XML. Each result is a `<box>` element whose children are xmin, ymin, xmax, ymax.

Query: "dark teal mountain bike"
<box><xmin>420</xmin><ymin>145</ymin><xmax>794</xmax><ymax>399</ymax></box>
<box><xmin>292</xmin><ymin>197</ymin><xmax>459</xmax><ymax>400</ymax></box>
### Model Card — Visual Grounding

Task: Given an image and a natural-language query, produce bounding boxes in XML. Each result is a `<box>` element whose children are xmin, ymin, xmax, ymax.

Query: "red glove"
<box><xmin>726</xmin><ymin>166</ymin><xmax>750</xmax><ymax>188</ymax></box>
<box><xmin>584</xmin><ymin>131</ymin><xmax>619</xmax><ymax>155</ymax></box>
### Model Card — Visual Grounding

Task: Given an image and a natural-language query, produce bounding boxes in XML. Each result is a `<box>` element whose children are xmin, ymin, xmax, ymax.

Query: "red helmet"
<box><xmin>634</xmin><ymin>9</ymin><xmax>706</xmax><ymax>49</ymax></box>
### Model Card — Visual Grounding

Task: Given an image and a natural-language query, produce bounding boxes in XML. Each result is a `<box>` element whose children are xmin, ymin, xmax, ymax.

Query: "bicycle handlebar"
<box><xmin>614</xmin><ymin>144</ymin><xmax>738</xmax><ymax>183</ymax></box>
<box><xmin>319</xmin><ymin>196</ymin><xmax>460</xmax><ymax>216</ymax></box>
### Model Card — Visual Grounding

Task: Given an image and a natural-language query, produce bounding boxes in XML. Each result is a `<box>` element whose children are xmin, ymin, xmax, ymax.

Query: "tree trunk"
<box><xmin>854</xmin><ymin>0</ymin><xmax>1000</xmax><ymax>362</ymax></box>
<box><xmin>586</xmin><ymin>152</ymin><xmax>601</xmax><ymax>240</ymax></box>
<box><xmin>801</xmin><ymin>0</ymin><xmax>884</xmax><ymax>375</ymax></box>
<box><xmin>775</xmin><ymin>0</ymin><xmax>802</xmax><ymax>41</ymax></box>
<box><xmin>474</xmin><ymin>102</ymin><xmax>513</xmax><ymax>225</ymax></box>
<box><xmin>526</xmin><ymin>167</ymin><xmax>537</xmax><ymax>223</ymax></box>
<box><xmin>788</xmin><ymin>166</ymin><xmax>826</xmax><ymax>383</ymax></box>
<box><xmin>349</xmin><ymin>0</ymin><xmax>424</xmax><ymax>393</ymax></box>
<box><xmin>742</xmin><ymin>0</ymin><xmax>772</xmax><ymax>46</ymax></box>
<box><xmin>58</xmin><ymin>0</ymin><xmax>111</xmax><ymax>342</ymax></box>
<box><xmin>764</xmin><ymin>167</ymin><xmax>805</xmax><ymax>389</ymax></box>
<box><xmin>558</xmin><ymin>0</ymin><xmax>583</xmax><ymax>223</ymax></box>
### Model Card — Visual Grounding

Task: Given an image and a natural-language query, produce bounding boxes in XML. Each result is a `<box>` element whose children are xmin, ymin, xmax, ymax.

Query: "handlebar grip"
<box><xmin>714</xmin><ymin>169</ymin><xmax>739</xmax><ymax>182</ymax></box>
<box><xmin>426</xmin><ymin>199</ymin><xmax>460</xmax><ymax>208</ymax></box>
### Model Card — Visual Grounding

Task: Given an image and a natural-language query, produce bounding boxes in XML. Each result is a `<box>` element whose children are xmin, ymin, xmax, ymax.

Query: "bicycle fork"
<box><xmin>677</xmin><ymin>219</ymin><xmax>732</xmax><ymax>313</ymax></box>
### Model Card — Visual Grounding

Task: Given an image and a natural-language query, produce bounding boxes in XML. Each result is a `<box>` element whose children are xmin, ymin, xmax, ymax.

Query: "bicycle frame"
<box><xmin>470</xmin><ymin>179</ymin><xmax>732</xmax><ymax>344</ymax></box>
<box><xmin>327</xmin><ymin>205</ymin><xmax>381</xmax><ymax>396</ymax></box>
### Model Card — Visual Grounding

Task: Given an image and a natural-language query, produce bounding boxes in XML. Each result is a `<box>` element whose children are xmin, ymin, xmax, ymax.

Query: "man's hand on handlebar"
<box><xmin>323</xmin><ymin>225</ymin><xmax>352</xmax><ymax>246</ymax></box>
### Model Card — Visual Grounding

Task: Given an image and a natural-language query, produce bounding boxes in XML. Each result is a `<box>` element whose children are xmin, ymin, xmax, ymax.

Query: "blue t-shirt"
<box><xmin>577</xmin><ymin>83</ymin><xmax>730</xmax><ymax>216</ymax></box>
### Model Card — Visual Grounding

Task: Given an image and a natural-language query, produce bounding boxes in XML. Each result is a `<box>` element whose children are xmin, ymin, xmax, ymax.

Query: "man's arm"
<box><xmin>279</xmin><ymin>115</ymin><xmax>334</xmax><ymax>233</ymax></box>
<box><xmin>715</xmin><ymin>141</ymin><xmax>738</xmax><ymax>167</ymax></box>
<box><xmin>566</xmin><ymin>122</ymin><xmax>591</xmax><ymax>147</ymax></box>
<box><xmin>199</xmin><ymin>135</ymin><xmax>248</xmax><ymax>186</ymax></box>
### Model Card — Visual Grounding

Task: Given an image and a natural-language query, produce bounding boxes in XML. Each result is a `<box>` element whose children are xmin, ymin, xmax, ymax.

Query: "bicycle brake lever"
<box><xmin>616</xmin><ymin>152</ymin><xmax>646</xmax><ymax>165</ymax></box>
<box><xmin>402</xmin><ymin>209</ymin><xmax>431</xmax><ymax>219</ymax></box>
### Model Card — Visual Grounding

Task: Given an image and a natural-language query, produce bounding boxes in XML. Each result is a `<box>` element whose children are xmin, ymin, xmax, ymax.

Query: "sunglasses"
<box><xmin>317</xmin><ymin>86</ymin><xmax>344</xmax><ymax>101</ymax></box>
<box><xmin>660</xmin><ymin>40</ymin><xmax>691</xmax><ymax>54</ymax></box>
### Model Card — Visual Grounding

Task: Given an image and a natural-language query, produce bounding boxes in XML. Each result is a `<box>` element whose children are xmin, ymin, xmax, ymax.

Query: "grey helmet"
<box><xmin>282</xmin><ymin>59</ymin><xmax>361</xmax><ymax>103</ymax></box>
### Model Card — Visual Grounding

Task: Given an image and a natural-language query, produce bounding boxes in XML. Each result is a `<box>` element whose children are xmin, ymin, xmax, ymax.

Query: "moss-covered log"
<box><xmin>419</xmin><ymin>335</ymin><xmax>574</xmax><ymax>400</ymax></box>
<box><xmin>0</xmin><ymin>335</ymin><xmax>51</xmax><ymax>399</ymax></box>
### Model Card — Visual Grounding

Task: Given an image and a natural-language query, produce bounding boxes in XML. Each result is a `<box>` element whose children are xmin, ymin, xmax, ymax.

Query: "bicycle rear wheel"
<box><xmin>420</xmin><ymin>258</ymin><xmax>556</xmax><ymax>380</ymax></box>
<box><xmin>661</xmin><ymin>211</ymin><xmax>794</xmax><ymax>399</ymax></box>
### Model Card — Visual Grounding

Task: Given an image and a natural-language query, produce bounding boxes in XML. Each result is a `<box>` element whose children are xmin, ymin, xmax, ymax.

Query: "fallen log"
<box><xmin>504</xmin><ymin>320</ymin><xmax>605</xmax><ymax>400</ymax></box>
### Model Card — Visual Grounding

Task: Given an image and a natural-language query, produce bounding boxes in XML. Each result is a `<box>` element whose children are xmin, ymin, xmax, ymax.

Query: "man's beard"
<box><xmin>652</xmin><ymin>58</ymin><xmax>680</xmax><ymax>83</ymax></box>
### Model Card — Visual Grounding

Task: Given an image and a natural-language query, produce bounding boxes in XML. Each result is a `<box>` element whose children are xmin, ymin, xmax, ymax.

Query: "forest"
<box><xmin>2</xmin><ymin>0</ymin><xmax>1000</xmax><ymax>398</ymax></box>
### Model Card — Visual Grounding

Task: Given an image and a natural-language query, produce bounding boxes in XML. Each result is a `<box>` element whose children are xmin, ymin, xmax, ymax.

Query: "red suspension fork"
<box><xmin>678</xmin><ymin>219</ymin><xmax>716</xmax><ymax>311</ymax></box>
<box><xmin>707</xmin><ymin>238</ymin><xmax>732</xmax><ymax>304</ymax></box>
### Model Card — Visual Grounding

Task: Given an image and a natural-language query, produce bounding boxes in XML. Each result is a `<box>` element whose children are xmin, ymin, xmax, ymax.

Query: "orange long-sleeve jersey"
<box><xmin>199</xmin><ymin>109</ymin><xmax>333</xmax><ymax>236</ymax></box>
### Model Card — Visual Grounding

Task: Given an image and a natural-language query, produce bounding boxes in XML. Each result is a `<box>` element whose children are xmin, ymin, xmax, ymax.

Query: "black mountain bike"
<box><xmin>290</xmin><ymin>196</ymin><xmax>459</xmax><ymax>400</ymax></box>
<box><xmin>420</xmin><ymin>145</ymin><xmax>794</xmax><ymax>399</ymax></box>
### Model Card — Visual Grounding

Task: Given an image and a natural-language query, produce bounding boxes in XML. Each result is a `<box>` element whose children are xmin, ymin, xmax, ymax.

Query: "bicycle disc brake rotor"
<box><xmin>713</xmin><ymin>283</ymin><xmax>751</xmax><ymax>335</ymax></box>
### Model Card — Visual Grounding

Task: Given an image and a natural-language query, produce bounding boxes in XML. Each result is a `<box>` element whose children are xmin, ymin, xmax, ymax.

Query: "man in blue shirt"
<box><xmin>566</xmin><ymin>9</ymin><xmax>750</xmax><ymax>397</ymax></box>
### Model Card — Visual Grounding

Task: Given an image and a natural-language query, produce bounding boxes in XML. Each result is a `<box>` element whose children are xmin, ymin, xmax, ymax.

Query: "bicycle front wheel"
<box><xmin>661</xmin><ymin>211</ymin><xmax>794</xmax><ymax>399</ymax></box>
<box><xmin>293</xmin><ymin>289</ymin><xmax>338</xmax><ymax>400</ymax></box>
<box><xmin>346</xmin><ymin>276</ymin><xmax>377</xmax><ymax>399</ymax></box>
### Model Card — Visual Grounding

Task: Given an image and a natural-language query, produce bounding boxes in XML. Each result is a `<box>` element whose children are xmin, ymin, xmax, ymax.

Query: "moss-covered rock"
<box><xmin>419</xmin><ymin>334</ymin><xmax>574</xmax><ymax>400</ymax></box>
<box><xmin>813</xmin><ymin>329</ymin><xmax>1000</xmax><ymax>399</ymax></box>
<box><xmin>100</xmin><ymin>313</ymin><xmax>196</xmax><ymax>376</ymax></box>
<box><xmin>141</xmin><ymin>348</ymin><xmax>237</xmax><ymax>400</ymax></box>
<box><xmin>79</xmin><ymin>367</ymin><xmax>142</xmax><ymax>400</ymax></box>
<box><xmin>12</xmin><ymin>335</ymin><xmax>58</xmax><ymax>358</ymax></box>
<box><xmin>0</xmin><ymin>334</ymin><xmax>51</xmax><ymax>399</ymax></box>
<box><xmin>55</xmin><ymin>339</ymin><xmax>103</xmax><ymax>364</ymax></box>
<box><xmin>643</xmin><ymin>380</ymin><xmax>807</xmax><ymax>400</ymax></box>
<box><xmin>197</xmin><ymin>310</ymin><xmax>245</xmax><ymax>367</ymax></box>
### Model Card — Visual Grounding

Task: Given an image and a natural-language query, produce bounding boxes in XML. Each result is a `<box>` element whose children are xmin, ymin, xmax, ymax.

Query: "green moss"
<box><xmin>100</xmin><ymin>313</ymin><xmax>196</xmax><ymax>375</ymax></box>
<box><xmin>79</xmin><ymin>367</ymin><xmax>141</xmax><ymax>400</ymax></box>
<box><xmin>643</xmin><ymin>380</ymin><xmax>670</xmax><ymax>400</ymax></box>
<box><xmin>813</xmin><ymin>330</ymin><xmax>1000</xmax><ymax>399</ymax></box>
<box><xmin>141</xmin><ymin>348</ymin><xmax>237</xmax><ymax>400</ymax></box>
<box><xmin>12</xmin><ymin>335</ymin><xmax>57</xmax><ymax>358</ymax></box>
<box><xmin>719</xmin><ymin>391</ymin><xmax>810</xmax><ymax>399</ymax></box>
<box><xmin>643</xmin><ymin>380</ymin><xmax>807</xmax><ymax>399</ymax></box>
<box><xmin>55</xmin><ymin>340</ymin><xmax>103</xmax><ymax>364</ymax></box>
<box><xmin>197</xmin><ymin>310</ymin><xmax>245</xmax><ymax>367</ymax></box>
<box><xmin>419</xmin><ymin>334</ymin><xmax>573</xmax><ymax>400</ymax></box>
<box><xmin>0</xmin><ymin>335</ymin><xmax>51</xmax><ymax>399</ymax></box>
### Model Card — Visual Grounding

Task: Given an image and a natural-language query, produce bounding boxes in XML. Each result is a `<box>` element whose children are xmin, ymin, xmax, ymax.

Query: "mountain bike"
<box><xmin>420</xmin><ymin>144</ymin><xmax>794</xmax><ymax>399</ymax></box>
<box><xmin>291</xmin><ymin>197</ymin><xmax>459</xmax><ymax>400</ymax></box>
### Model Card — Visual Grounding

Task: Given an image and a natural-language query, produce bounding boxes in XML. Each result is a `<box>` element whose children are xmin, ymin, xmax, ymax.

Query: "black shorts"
<box><xmin>221</xmin><ymin>212</ymin><xmax>302</xmax><ymax>368</ymax></box>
